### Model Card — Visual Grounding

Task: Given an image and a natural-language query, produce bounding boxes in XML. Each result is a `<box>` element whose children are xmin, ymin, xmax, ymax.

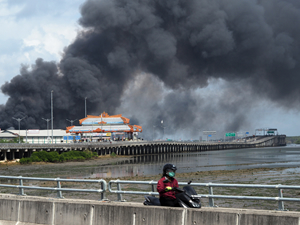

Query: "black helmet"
<box><xmin>163</xmin><ymin>164</ymin><xmax>177</xmax><ymax>176</ymax></box>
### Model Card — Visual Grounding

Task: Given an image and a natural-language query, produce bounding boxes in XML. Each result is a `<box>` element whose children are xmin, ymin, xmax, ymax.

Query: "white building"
<box><xmin>66</xmin><ymin>112</ymin><xmax>142</xmax><ymax>141</ymax></box>
<box><xmin>0</xmin><ymin>129</ymin><xmax>74</xmax><ymax>144</ymax></box>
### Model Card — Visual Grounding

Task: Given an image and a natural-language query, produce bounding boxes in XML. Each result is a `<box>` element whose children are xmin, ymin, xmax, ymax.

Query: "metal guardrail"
<box><xmin>108</xmin><ymin>180</ymin><xmax>300</xmax><ymax>211</ymax></box>
<box><xmin>108</xmin><ymin>180</ymin><xmax>159</xmax><ymax>201</ymax></box>
<box><xmin>0</xmin><ymin>176</ymin><xmax>107</xmax><ymax>200</ymax></box>
<box><xmin>190</xmin><ymin>182</ymin><xmax>300</xmax><ymax>211</ymax></box>
<box><xmin>1</xmin><ymin>177</ymin><xmax>299</xmax><ymax>211</ymax></box>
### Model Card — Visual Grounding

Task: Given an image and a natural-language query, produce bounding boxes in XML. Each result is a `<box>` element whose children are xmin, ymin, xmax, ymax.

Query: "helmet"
<box><xmin>163</xmin><ymin>164</ymin><xmax>177</xmax><ymax>176</ymax></box>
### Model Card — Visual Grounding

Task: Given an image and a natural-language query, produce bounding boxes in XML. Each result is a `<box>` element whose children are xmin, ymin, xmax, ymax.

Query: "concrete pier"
<box><xmin>0</xmin><ymin>135</ymin><xmax>286</xmax><ymax>162</ymax></box>
<box><xmin>0</xmin><ymin>194</ymin><xmax>298</xmax><ymax>225</ymax></box>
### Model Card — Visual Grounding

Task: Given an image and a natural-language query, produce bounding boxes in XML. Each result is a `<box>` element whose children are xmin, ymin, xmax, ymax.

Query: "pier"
<box><xmin>0</xmin><ymin>135</ymin><xmax>286</xmax><ymax>162</ymax></box>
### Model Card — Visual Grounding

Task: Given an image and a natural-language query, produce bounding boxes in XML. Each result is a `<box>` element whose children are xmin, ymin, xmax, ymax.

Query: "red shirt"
<box><xmin>157</xmin><ymin>176</ymin><xmax>179</xmax><ymax>199</ymax></box>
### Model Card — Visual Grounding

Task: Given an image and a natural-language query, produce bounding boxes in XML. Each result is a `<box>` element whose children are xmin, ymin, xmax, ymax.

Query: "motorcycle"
<box><xmin>143</xmin><ymin>181</ymin><xmax>201</xmax><ymax>208</ymax></box>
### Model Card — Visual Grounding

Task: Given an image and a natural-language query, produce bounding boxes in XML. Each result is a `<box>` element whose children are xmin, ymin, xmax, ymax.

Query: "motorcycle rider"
<box><xmin>157</xmin><ymin>164</ymin><xmax>179</xmax><ymax>207</ymax></box>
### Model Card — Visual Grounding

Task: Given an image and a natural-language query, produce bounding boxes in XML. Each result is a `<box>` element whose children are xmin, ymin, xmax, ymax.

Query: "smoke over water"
<box><xmin>1</xmin><ymin>0</ymin><xmax>300</xmax><ymax>139</ymax></box>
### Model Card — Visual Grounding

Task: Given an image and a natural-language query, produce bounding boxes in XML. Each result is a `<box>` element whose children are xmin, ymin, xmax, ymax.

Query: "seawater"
<box><xmin>65</xmin><ymin>145</ymin><xmax>300</xmax><ymax>179</ymax></box>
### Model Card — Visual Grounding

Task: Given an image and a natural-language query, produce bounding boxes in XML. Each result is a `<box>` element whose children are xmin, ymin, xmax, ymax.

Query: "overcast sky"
<box><xmin>0</xmin><ymin>0</ymin><xmax>299</xmax><ymax>137</ymax></box>
<box><xmin>0</xmin><ymin>0</ymin><xmax>82</xmax><ymax>102</ymax></box>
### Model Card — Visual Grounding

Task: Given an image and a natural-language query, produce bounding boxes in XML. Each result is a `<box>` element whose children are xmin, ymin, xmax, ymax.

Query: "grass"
<box><xmin>19</xmin><ymin>149</ymin><xmax>98</xmax><ymax>164</ymax></box>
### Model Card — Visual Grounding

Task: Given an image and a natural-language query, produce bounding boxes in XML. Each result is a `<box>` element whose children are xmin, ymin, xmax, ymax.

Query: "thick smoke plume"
<box><xmin>1</xmin><ymin>0</ymin><xmax>300</xmax><ymax>139</ymax></box>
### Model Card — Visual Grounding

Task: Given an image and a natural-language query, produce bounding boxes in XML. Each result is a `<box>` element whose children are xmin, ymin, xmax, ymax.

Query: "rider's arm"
<box><xmin>174</xmin><ymin>179</ymin><xmax>179</xmax><ymax>188</ymax></box>
<box><xmin>157</xmin><ymin>178</ymin><xmax>166</xmax><ymax>193</ymax></box>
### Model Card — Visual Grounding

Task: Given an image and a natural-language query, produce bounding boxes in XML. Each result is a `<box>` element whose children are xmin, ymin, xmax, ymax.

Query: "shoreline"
<box><xmin>0</xmin><ymin>154</ymin><xmax>133</xmax><ymax>167</ymax></box>
<box><xmin>0</xmin><ymin>154</ymin><xmax>299</xmax><ymax>180</ymax></box>
<box><xmin>0</xmin><ymin>155</ymin><xmax>299</xmax><ymax>211</ymax></box>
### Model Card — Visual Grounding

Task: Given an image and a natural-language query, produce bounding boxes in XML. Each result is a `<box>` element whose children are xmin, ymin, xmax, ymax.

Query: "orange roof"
<box><xmin>121</xmin><ymin>116</ymin><xmax>130</xmax><ymax>124</ymax></box>
<box><xmin>79</xmin><ymin>112</ymin><xmax>130</xmax><ymax>125</ymax></box>
<box><xmin>66</xmin><ymin>126</ymin><xmax>75</xmax><ymax>133</ymax></box>
<box><xmin>134</xmin><ymin>125</ymin><xmax>143</xmax><ymax>132</ymax></box>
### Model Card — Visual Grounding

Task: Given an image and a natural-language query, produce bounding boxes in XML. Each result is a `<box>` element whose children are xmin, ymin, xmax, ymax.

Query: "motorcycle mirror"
<box><xmin>188</xmin><ymin>180</ymin><xmax>192</xmax><ymax>185</ymax></box>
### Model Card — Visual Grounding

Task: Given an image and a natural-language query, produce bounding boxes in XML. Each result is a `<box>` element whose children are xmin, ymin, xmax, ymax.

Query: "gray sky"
<box><xmin>0</xmin><ymin>0</ymin><xmax>299</xmax><ymax>138</ymax></box>
<box><xmin>0</xmin><ymin>0</ymin><xmax>82</xmax><ymax>102</ymax></box>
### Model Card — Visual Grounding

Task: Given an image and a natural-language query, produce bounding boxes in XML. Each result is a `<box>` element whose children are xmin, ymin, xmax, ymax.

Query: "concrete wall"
<box><xmin>0</xmin><ymin>194</ymin><xmax>299</xmax><ymax>225</ymax></box>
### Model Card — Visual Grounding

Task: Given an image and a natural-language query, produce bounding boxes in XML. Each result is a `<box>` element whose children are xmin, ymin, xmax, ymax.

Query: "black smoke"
<box><xmin>1</xmin><ymin>0</ymin><xmax>300</xmax><ymax>139</ymax></box>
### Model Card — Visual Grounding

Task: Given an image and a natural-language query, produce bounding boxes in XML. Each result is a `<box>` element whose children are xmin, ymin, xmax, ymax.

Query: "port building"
<box><xmin>0</xmin><ymin>129</ymin><xmax>72</xmax><ymax>144</ymax></box>
<box><xmin>66</xmin><ymin>112</ymin><xmax>142</xmax><ymax>141</ymax></box>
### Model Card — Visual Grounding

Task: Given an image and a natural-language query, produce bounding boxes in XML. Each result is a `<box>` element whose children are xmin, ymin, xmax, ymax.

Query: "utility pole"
<box><xmin>85</xmin><ymin>97</ymin><xmax>87</xmax><ymax>118</ymax></box>
<box><xmin>152</xmin><ymin>125</ymin><xmax>156</xmax><ymax>141</ymax></box>
<box><xmin>51</xmin><ymin>90</ymin><xmax>53</xmax><ymax>143</ymax></box>
<box><xmin>42</xmin><ymin>118</ymin><xmax>51</xmax><ymax>140</ymax></box>
<box><xmin>84</xmin><ymin>97</ymin><xmax>87</xmax><ymax>142</ymax></box>
<box><xmin>66</xmin><ymin>119</ymin><xmax>77</xmax><ymax>126</ymax></box>
<box><xmin>161</xmin><ymin>120</ymin><xmax>166</xmax><ymax>140</ymax></box>
<box><xmin>12</xmin><ymin>116</ymin><xmax>27</xmax><ymax>143</ymax></box>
